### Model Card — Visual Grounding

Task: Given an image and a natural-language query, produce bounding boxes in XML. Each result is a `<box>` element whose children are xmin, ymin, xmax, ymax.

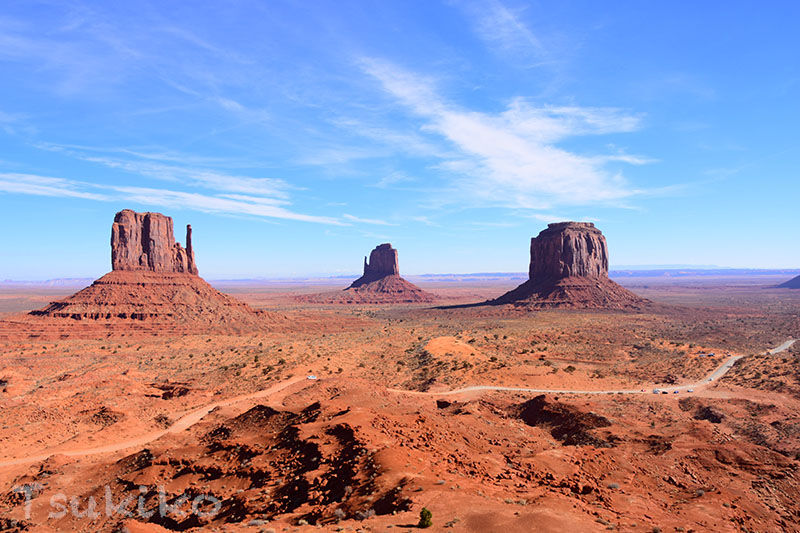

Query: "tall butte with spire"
<box><xmin>110</xmin><ymin>210</ymin><xmax>198</xmax><ymax>275</ymax></box>
<box><xmin>300</xmin><ymin>243</ymin><xmax>437</xmax><ymax>304</ymax></box>
<box><xmin>27</xmin><ymin>209</ymin><xmax>270</xmax><ymax>332</ymax></box>
<box><xmin>489</xmin><ymin>222</ymin><xmax>646</xmax><ymax>308</ymax></box>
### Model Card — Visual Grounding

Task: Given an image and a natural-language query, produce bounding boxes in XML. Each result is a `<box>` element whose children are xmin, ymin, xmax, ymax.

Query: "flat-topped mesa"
<box><xmin>349</xmin><ymin>243</ymin><xmax>400</xmax><ymax>288</ymax></box>
<box><xmin>490</xmin><ymin>221</ymin><xmax>645</xmax><ymax>309</ymax></box>
<box><xmin>111</xmin><ymin>210</ymin><xmax>198</xmax><ymax>275</ymax></box>
<box><xmin>529</xmin><ymin>222</ymin><xmax>608</xmax><ymax>282</ymax></box>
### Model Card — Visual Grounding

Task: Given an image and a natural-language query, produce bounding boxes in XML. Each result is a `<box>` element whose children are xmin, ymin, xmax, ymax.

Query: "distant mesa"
<box><xmin>777</xmin><ymin>275</ymin><xmax>800</xmax><ymax>289</ymax></box>
<box><xmin>25</xmin><ymin>209</ymin><xmax>271</xmax><ymax>332</ymax></box>
<box><xmin>480</xmin><ymin>222</ymin><xmax>646</xmax><ymax>309</ymax></box>
<box><xmin>299</xmin><ymin>243</ymin><xmax>437</xmax><ymax>304</ymax></box>
<box><xmin>350</xmin><ymin>243</ymin><xmax>400</xmax><ymax>287</ymax></box>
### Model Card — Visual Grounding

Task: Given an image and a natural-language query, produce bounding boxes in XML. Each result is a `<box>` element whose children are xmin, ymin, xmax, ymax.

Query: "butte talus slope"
<box><xmin>490</xmin><ymin>222</ymin><xmax>646</xmax><ymax>309</ymax></box>
<box><xmin>778</xmin><ymin>274</ymin><xmax>800</xmax><ymax>289</ymax></box>
<box><xmin>24</xmin><ymin>210</ymin><xmax>271</xmax><ymax>333</ymax></box>
<box><xmin>299</xmin><ymin>243</ymin><xmax>437</xmax><ymax>304</ymax></box>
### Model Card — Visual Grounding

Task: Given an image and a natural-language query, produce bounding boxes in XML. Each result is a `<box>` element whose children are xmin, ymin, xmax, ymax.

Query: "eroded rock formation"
<box><xmin>491</xmin><ymin>222</ymin><xmax>645</xmax><ymax>309</ymax></box>
<box><xmin>299</xmin><ymin>243</ymin><xmax>437</xmax><ymax>304</ymax></box>
<box><xmin>350</xmin><ymin>243</ymin><xmax>400</xmax><ymax>288</ymax></box>
<box><xmin>111</xmin><ymin>210</ymin><xmax>198</xmax><ymax>274</ymax></box>
<box><xmin>25</xmin><ymin>209</ymin><xmax>274</xmax><ymax>333</ymax></box>
<box><xmin>528</xmin><ymin>222</ymin><xmax>608</xmax><ymax>281</ymax></box>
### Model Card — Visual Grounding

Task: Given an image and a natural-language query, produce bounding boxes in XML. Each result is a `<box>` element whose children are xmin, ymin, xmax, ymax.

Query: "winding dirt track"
<box><xmin>0</xmin><ymin>339</ymin><xmax>794</xmax><ymax>469</ymax></box>
<box><xmin>389</xmin><ymin>339</ymin><xmax>795</xmax><ymax>397</ymax></box>
<box><xmin>0</xmin><ymin>375</ymin><xmax>306</xmax><ymax>469</ymax></box>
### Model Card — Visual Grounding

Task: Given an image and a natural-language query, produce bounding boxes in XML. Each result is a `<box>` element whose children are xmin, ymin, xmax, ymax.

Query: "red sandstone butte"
<box><xmin>111</xmin><ymin>209</ymin><xmax>198</xmax><ymax>275</ymax></box>
<box><xmin>26</xmin><ymin>209</ymin><xmax>270</xmax><ymax>332</ymax></box>
<box><xmin>491</xmin><ymin>222</ymin><xmax>646</xmax><ymax>309</ymax></box>
<box><xmin>349</xmin><ymin>243</ymin><xmax>400</xmax><ymax>287</ymax></box>
<box><xmin>300</xmin><ymin>243</ymin><xmax>437</xmax><ymax>304</ymax></box>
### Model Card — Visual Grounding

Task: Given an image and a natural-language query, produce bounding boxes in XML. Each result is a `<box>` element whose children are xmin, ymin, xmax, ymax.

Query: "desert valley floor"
<box><xmin>1</xmin><ymin>275</ymin><xmax>800</xmax><ymax>532</ymax></box>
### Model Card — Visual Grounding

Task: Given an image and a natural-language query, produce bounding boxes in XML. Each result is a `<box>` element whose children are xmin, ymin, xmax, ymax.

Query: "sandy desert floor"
<box><xmin>1</xmin><ymin>276</ymin><xmax>800</xmax><ymax>532</ymax></box>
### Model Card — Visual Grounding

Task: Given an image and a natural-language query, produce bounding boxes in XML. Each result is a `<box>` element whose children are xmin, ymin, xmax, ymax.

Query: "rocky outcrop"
<box><xmin>299</xmin><ymin>243</ymin><xmax>437</xmax><ymax>304</ymax></box>
<box><xmin>111</xmin><ymin>210</ymin><xmax>198</xmax><ymax>275</ymax></box>
<box><xmin>350</xmin><ymin>244</ymin><xmax>400</xmax><ymax>288</ymax></box>
<box><xmin>778</xmin><ymin>275</ymin><xmax>800</xmax><ymax>289</ymax></box>
<box><xmin>528</xmin><ymin>222</ymin><xmax>608</xmax><ymax>281</ymax></box>
<box><xmin>490</xmin><ymin>222</ymin><xmax>645</xmax><ymax>309</ymax></box>
<box><xmin>26</xmin><ymin>209</ymin><xmax>275</xmax><ymax>333</ymax></box>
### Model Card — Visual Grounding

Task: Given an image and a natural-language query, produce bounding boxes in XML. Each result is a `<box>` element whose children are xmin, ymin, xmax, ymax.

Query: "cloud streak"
<box><xmin>457</xmin><ymin>0</ymin><xmax>553</xmax><ymax>68</ymax></box>
<box><xmin>111</xmin><ymin>186</ymin><xmax>342</xmax><ymax>224</ymax></box>
<box><xmin>0</xmin><ymin>173</ymin><xmax>341</xmax><ymax>225</ymax></box>
<box><xmin>37</xmin><ymin>143</ymin><xmax>293</xmax><ymax>199</ymax></box>
<box><xmin>361</xmin><ymin>58</ymin><xmax>648</xmax><ymax>210</ymax></box>
<box><xmin>342</xmin><ymin>214</ymin><xmax>396</xmax><ymax>226</ymax></box>
<box><xmin>0</xmin><ymin>173</ymin><xmax>110</xmax><ymax>201</ymax></box>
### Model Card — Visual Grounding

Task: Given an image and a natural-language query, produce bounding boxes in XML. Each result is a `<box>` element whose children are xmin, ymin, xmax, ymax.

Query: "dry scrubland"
<box><xmin>1</xmin><ymin>277</ymin><xmax>800</xmax><ymax>532</ymax></box>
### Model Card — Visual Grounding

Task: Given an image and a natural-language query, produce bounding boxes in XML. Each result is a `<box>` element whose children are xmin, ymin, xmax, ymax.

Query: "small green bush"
<box><xmin>418</xmin><ymin>507</ymin><xmax>433</xmax><ymax>528</ymax></box>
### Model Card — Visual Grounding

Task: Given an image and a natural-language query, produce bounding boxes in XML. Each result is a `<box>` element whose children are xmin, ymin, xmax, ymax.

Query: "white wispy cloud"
<box><xmin>0</xmin><ymin>109</ymin><xmax>25</xmax><ymax>135</ymax></box>
<box><xmin>374</xmin><ymin>171</ymin><xmax>416</xmax><ymax>189</ymax></box>
<box><xmin>524</xmin><ymin>212</ymin><xmax>573</xmax><ymax>223</ymax></box>
<box><xmin>110</xmin><ymin>186</ymin><xmax>342</xmax><ymax>225</ymax></box>
<box><xmin>457</xmin><ymin>0</ymin><xmax>553</xmax><ymax>67</ymax></box>
<box><xmin>0</xmin><ymin>173</ymin><xmax>110</xmax><ymax>201</ymax></box>
<box><xmin>360</xmin><ymin>58</ymin><xmax>648</xmax><ymax>210</ymax></box>
<box><xmin>0</xmin><ymin>173</ymin><xmax>341</xmax><ymax>225</ymax></box>
<box><xmin>211</xmin><ymin>96</ymin><xmax>271</xmax><ymax>123</ymax></box>
<box><xmin>36</xmin><ymin>143</ymin><xmax>292</xmax><ymax>198</ymax></box>
<box><xmin>342</xmin><ymin>214</ymin><xmax>396</xmax><ymax>226</ymax></box>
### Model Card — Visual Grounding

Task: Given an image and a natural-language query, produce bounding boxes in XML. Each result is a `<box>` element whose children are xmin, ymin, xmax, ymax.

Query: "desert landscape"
<box><xmin>2</xmin><ymin>3</ymin><xmax>799</xmax><ymax>532</ymax></box>
<box><xmin>1</xmin><ymin>212</ymin><xmax>799</xmax><ymax>532</ymax></box>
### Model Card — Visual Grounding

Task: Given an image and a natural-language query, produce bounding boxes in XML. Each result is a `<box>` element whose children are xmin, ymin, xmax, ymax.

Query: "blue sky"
<box><xmin>0</xmin><ymin>1</ymin><xmax>798</xmax><ymax>279</ymax></box>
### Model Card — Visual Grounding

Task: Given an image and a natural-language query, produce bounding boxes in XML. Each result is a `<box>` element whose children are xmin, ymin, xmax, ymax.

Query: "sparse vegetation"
<box><xmin>418</xmin><ymin>507</ymin><xmax>433</xmax><ymax>528</ymax></box>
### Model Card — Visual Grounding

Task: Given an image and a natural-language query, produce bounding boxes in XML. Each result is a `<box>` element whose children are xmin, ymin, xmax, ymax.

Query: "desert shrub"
<box><xmin>418</xmin><ymin>507</ymin><xmax>433</xmax><ymax>528</ymax></box>
<box><xmin>564</xmin><ymin>365</ymin><xmax>576</xmax><ymax>373</ymax></box>
<box><xmin>355</xmin><ymin>509</ymin><xmax>375</xmax><ymax>520</ymax></box>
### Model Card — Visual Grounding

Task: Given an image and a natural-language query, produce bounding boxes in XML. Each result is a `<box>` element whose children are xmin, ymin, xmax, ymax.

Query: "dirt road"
<box><xmin>1</xmin><ymin>339</ymin><xmax>794</xmax><ymax>469</ymax></box>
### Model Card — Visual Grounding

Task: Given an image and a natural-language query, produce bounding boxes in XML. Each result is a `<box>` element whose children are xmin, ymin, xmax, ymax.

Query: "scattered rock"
<box><xmin>513</xmin><ymin>394</ymin><xmax>614</xmax><ymax>447</ymax></box>
<box><xmin>694</xmin><ymin>405</ymin><xmax>725</xmax><ymax>424</ymax></box>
